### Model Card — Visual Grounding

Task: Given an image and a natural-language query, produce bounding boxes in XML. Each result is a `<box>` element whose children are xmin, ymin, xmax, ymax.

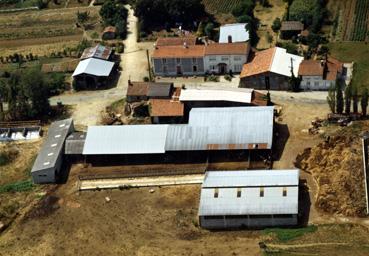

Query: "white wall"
<box><xmin>204</xmin><ymin>54</ymin><xmax>247</xmax><ymax>74</ymax></box>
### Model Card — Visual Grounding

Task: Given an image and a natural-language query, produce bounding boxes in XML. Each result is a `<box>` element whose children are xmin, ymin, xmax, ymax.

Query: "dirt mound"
<box><xmin>295</xmin><ymin>135</ymin><xmax>366</xmax><ymax>217</ymax></box>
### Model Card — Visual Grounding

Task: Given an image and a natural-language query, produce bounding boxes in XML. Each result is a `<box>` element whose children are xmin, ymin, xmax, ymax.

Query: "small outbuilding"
<box><xmin>102</xmin><ymin>26</ymin><xmax>117</xmax><ymax>40</ymax></box>
<box><xmin>126</xmin><ymin>81</ymin><xmax>174</xmax><ymax>103</ymax></box>
<box><xmin>31</xmin><ymin>119</ymin><xmax>74</xmax><ymax>184</ymax></box>
<box><xmin>72</xmin><ymin>58</ymin><xmax>115</xmax><ymax>89</ymax></box>
<box><xmin>280</xmin><ymin>21</ymin><xmax>304</xmax><ymax>39</ymax></box>
<box><xmin>199</xmin><ymin>169</ymin><xmax>300</xmax><ymax>229</ymax></box>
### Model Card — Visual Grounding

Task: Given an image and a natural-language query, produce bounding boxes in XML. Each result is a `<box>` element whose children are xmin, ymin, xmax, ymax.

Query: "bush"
<box><xmin>0</xmin><ymin>180</ymin><xmax>34</xmax><ymax>194</ymax></box>
<box><xmin>263</xmin><ymin>225</ymin><xmax>317</xmax><ymax>242</ymax></box>
<box><xmin>143</xmin><ymin>76</ymin><xmax>150</xmax><ymax>82</ymax></box>
<box><xmin>224</xmin><ymin>74</ymin><xmax>232</xmax><ymax>81</ymax></box>
<box><xmin>116</xmin><ymin>43</ymin><xmax>124</xmax><ymax>53</ymax></box>
<box><xmin>276</xmin><ymin>41</ymin><xmax>298</xmax><ymax>54</ymax></box>
<box><xmin>272</xmin><ymin>17</ymin><xmax>281</xmax><ymax>32</ymax></box>
<box><xmin>207</xmin><ymin>74</ymin><xmax>219</xmax><ymax>82</ymax></box>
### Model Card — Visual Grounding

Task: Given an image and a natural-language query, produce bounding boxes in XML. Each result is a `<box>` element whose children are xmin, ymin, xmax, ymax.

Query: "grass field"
<box><xmin>328</xmin><ymin>42</ymin><xmax>369</xmax><ymax>91</ymax></box>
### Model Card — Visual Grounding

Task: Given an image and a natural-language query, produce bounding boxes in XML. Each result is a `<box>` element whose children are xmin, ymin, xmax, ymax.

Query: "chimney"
<box><xmin>128</xmin><ymin>79</ymin><xmax>132</xmax><ymax>86</ymax></box>
<box><xmin>320</xmin><ymin>60</ymin><xmax>324</xmax><ymax>67</ymax></box>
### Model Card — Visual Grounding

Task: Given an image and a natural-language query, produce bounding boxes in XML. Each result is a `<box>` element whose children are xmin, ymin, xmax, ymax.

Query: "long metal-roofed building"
<box><xmin>199</xmin><ymin>169</ymin><xmax>299</xmax><ymax>229</ymax></box>
<box><xmin>31</xmin><ymin>119</ymin><xmax>74</xmax><ymax>184</ymax></box>
<box><xmin>188</xmin><ymin>106</ymin><xmax>274</xmax><ymax>150</ymax></box>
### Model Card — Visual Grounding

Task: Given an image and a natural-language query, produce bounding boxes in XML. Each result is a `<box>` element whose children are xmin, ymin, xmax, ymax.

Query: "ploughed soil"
<box><xmin>295</xmin><ymin>123</ymin><xmax>368</xmax><ymax>217</ymax></box>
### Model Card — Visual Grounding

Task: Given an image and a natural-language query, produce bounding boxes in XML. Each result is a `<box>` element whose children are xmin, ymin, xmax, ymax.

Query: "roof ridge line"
<box><xmin>269</xmin><ymin>47</ymin><xmax>278</xmax><ymax>71</ymax></box>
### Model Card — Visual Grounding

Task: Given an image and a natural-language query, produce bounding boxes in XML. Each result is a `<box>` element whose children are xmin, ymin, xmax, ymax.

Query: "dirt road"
<box><xmin>50</xmin><ymin>5</ymin><xmax>151</xmax><ymax>128</ymax></box>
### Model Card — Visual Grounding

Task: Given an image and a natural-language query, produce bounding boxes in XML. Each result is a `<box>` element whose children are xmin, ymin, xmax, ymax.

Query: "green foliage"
<box><xmin>224</xmin><ymin>74</ymin><xmax>232</xmax><ymax>81</ymax></box>
<box><xmin>231</xmin><ymin>0</ymin><xmax>254</xmax><ymax>17</ymax></box>
<box><xmin>100</xmin><ymin>0</ymin><xmax>128</xmax><ymax>38</ymax></box>
<box><xmin>76</xmin><ymin>39</ymin><xmax>92</xmax><ymax>57</ymax></box>
<box><xmin>289</xmin><ymin>0</ymin><xmax>316</xmax><ymax>25</ymax></box>
<box><xmin>276</xmin><ymin>41</ymin><xmax>298</xmax><ymax>55</ymax></box>
<box><xmin>45</xmin><ymin>73</ymin><xmax>66</xmax><ymax>96</ymax></box>
<box><xmin>116</xmin><ymin>43</ymin><xmax>124</xmax><ymax>53</ymax></box>
<box><xmin>336</xmin><ymin>84</ymin><xmax>344</xmax><ymax>114</ymax></box>
<box><xmin>361</xmin><ymin>88</ymin><xmax>368</xmax><ymax>116</ymax></box>
<box><xmin>76</xmin><ymin>11</ymin><xmax>90</xmax><ymax>26</ymax></box>
<box><xmin>263</xmin><ymin>225</ymin><xmax>317</xmax><ymax>242</ymax></box>
<box><xmin>135</xmin><ymin>0</ymin><xmax>206</xmax><ymax>31</ymax></box>
<box><xmin>352</xmin><ymin>87</ymin><xmax>359</xmax><ymax>113</ymax></box>
<box><xmin>327</xmin><ymin>84</ymin><xmax>336</xmax><ymax>113</ymax></box>
<box><xmin>345</xmin><ymin>85</ymin><xmax>352</xmax><ymax>114</ymax></box>
<box><xmin>0</xmin><ymin>180</ymin><xmax>33</xmax><ymax>194</ymax></box>
<box><xmin>206</xmin><ymin>74</ymin><xmax>219</xmax><ymax>82</ymax></box>
<box><xmin>204</xmin><ymin>22</ymin><xmax>214</xmax><ymax>38</ymax></box>
<box><xmin>271</xmin><ymin>18</ymin><xmax>281</xmax><ymax>32</ymax></box>
<box><xmin>36</xmin><ymin>0</ymin><xmax>48</xmax><ymax>9</ymax></box>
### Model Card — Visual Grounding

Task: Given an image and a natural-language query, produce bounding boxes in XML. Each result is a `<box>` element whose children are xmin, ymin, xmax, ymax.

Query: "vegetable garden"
<box><xmin>202</xmin><ymin>0</ymin><xmax>241</xmax><ymax>14</ymax></box>
<box><xmin>351</xmin><ymin>0</ymin><xmax>369</xmax><ymax>41</ymax></box>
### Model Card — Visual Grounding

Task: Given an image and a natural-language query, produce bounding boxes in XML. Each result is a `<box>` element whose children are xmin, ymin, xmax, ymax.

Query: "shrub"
<box><xmin>263</xmin><ymin>225</ymin><xmax>317</xmax><ymax>242</ymax></box>
<box><xmin>143</xmin><ymin>76</ymin><xmax>150</xmax><ymax>82</ymax></box>
<box><xmin>116</xmin><ymin>43</ymin><xmax>124</xmax><ymax>53</ymax></box>
<box><xmin>207</xmin><ymin>74</ymin><xmax>219</xmax><ymax>82</ymax></box>
<box><xmin>224</xmin><ymin>74</ymin><xmax>232</xmax><ymax>81</ymax></box>
<box><xmin>272</xmin><ymin>18</ymin><xmax>281</xmax><ymax>32</ymax></box>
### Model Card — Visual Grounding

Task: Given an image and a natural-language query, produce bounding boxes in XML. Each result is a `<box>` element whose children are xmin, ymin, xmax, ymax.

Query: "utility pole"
<box><xmin>146</xmin><ymin>49</ymin><xmax>152</xmax><ymax>81</ymax></box>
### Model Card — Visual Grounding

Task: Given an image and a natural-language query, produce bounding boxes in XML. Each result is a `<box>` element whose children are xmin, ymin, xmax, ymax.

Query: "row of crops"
<box><xmin>202</xmin><ymin>0</ymin><xmax>242</xmax><ymax>14</ymax></box>
<box><xmin>351</xmin><ymin>0</ymin><xmax>369</xmax><ymax>41</ymax></box>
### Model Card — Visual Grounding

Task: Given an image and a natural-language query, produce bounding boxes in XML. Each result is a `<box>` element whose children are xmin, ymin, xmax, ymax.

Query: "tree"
<box><xmin>271</xmin><ymin>18</ymin><xmax>281</xmax><ymax>32</ymax></box>
<box><xmin>344</xmin><ymin>85</ymin><xmax>351</xmax><ymax>115</ymax></box>
<box><xmin>116</xmin><ymin>20</ymin><xmax>127</xmax><ymax>39</ymax></box>
<box><xmin>352</xmin><ymin>87</ymin><xmax>359</xmax><ymax>113</ymax></box>
<box><xmin>204</xmin><ymin>22</ymin><xmax>214</xmax><ymax>38</ymax></box>
<box><xmin>327</xmin><ymin>84</ymin><xmax>336</xmax><ymax>113</ymax></box>
<box><xmin>361</xmin><ymin>88</ymin><xmax>369</xmax><ymax>117</ymax></box>
<box><xmin>77</xmin><ymin>11</ymin><xmax>90</xmax><ymax>28</ymax></box>
<box><xmin>336</xmin><ymin>83</ymin><xmax>344</xmax><ymax>114</ymax></box>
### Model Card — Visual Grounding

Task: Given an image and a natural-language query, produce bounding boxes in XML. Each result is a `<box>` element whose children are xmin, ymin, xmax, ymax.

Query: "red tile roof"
<box><xmin>126</xmin><ymin>82</ymin><xmax>149</xmax><ymax>96</ymax></box>
<box><xmin>240</xmin><ymin>47</ymin><xmax>276</xmax><ymax>77</ymax></box>
<box><xmin>298</xmin><ymin>60</ymin><xmax>324</xmax><ymax>76</ymax></box>
<box><xmin>156</xmin><ymin>36</ymin><xmax>197</xmax><ymax>47</ymax></box>
<box><xmin>152</xmin><ymin>45</ymin><xmax>205</xmax><ymax>58</ymax></box>
<box><xmin>150</xmin><ymin>99</ymin><xmax>184</xmax><ymax>117</ymax></box>
<box><xmin>251</xmin><ymin>91</ymin><xmax>268</xmax><ymax>106</ymax></box>
<box><xmin>326</xmin><ymin>57</ymin><xmax>343</xmax><ymax>81</ymax></box>
<box><xmin>204</xmin><ymin>42</ymin><xmax>250</xmax><ymax>55</ymax></box>
<box><xmin>103</xmin><ymin>26</ymin><xmax>117</xmax><ymax>34</ymax></box>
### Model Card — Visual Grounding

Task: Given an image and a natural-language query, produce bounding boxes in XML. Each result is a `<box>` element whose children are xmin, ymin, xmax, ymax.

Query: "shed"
<box><xmin>80</xmin><ymin>44</ymin><xmax>113</xmax><ymax>60</ymax></box>
<box><xmin>65</xmin><ymin>132</ymin><xmax>86</xmax><ymax>155</ymax></box>
<box><xmin>280</xmin><ymin>21</ymin><xmax>304</xmax><ymax>39</ymax></box>
<box><xmin>199</xmin><ymin>169</ymin><xmax>299</xmax><ymax>229</ymax></box>
<box><xmin>102</xmin><ymin>26</ymin><xmax>117</xmax><ymax>40</ymax></box>
<box><xmin>31</xmin><ymin>119</ymin><xmax>74</xmax><ymax>184</ymax></box>
<box><xmin>219</xmin><ymin>23</ymin><xmax>249</xmax><ymax>43</ymax></box>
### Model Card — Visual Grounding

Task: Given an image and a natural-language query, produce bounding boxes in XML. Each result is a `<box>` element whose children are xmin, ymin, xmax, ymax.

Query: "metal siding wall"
<box><xmin>32</xmin><ymin>167</ymin><xmax>56</xmax><ymax>184</ymax></box>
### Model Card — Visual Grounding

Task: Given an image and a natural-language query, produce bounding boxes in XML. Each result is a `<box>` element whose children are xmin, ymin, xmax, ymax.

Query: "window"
<box><xmin>306</xmin><ymin>81</ymin><xmax>311</xmax><ymax>86</ymax></box>
<box><xmin>234</xmin><ymin>56</ymin><xmax>242</xmax><ymax>61</ymax></box>
<box><xmin>54</xmin><ymin>134</ymin><xmax>61</xmax><ymax>138</ymax></box>
<box><xmin>228</xmin><ymin>35</ymin><xmax>232</xmax><ymax>43</ymax></box>
<box><xmin>162</xmin><ymin>58</ymin><xmax>167</xmax><ymax>64</ymax></box>
<box><xmin>283</xmin><ymin>187</ymin><xmax>287</xmax><ymax>197</ymax></box>
<box><xmin>237</xmin><ymin>188</ymin><xmax>242</xmax><ymax>198</ymax></box>
<box><xmin>176</xmin><ymin>58</ymin><xmax>181</xmax><ymax>64</ymax></box>
<box><xmin>47</xmin><ymin>153</ymin><xmax>54</xmax><ymax>156</ymax></box>
<box><xmin>192</xmin><ymin>58</ymin><xmax>197</xmax><ymax>63</ymax></box>
<box><xmin>59</xmin><ymin>124</ymin><xmax>65</xmax><ymax>128</ymax></box>
<box><xmin>193</xmin><ymin>65</ymin><xmax>197</xmax><ymax>72</ymax></box>
<box><xmin>260</xmin><ymin>187</ymin><xmax>264</xmax><ymax>197</ymax></box>
<box><xmin>314</xmin><ymin>81</ymin><xmax>319</xmax><ymax>86</ymax></box>
<box><xmin>221</xmin><ymin>56</ymin><xmax>229</xmax><ymax>61</ymax></box>
<box><xmin>234</xmin><ymin>64</ymin><xmax>242</xmax><ymax>72</ymax></box>
<box><xmin>209</xmin><ymin>56</ymin><xmax>216</xmax><ymax>61</ymax></box>
<box><xmin>163</xmin><ymin>66</ymin><xmax>167</xmax><ymax>73</ymax></box>
<box><xmin>51</xmin><ymin>143</ymin><xmax>57</xmax><ymax>147</ymax></box>
<box><xmin>214</xmin><ymin>188</ymin><xmax>219</xmax><ymax>198</ymax></box>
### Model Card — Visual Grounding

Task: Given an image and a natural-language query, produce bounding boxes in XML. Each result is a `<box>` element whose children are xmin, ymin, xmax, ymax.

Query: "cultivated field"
<box><xmin>328</xmin><ymin>0</ymin><xmax>369</xmax><ymax>41</ymax></box>
<box><xmin>202</xmin><ymin>0</ymin><xmax>241</xmax><ymax>14</ymax></box>
<box><xmin>0</xmin><ymin>6</ymin><xmax>100</xmax><ymax>56</ymax></box>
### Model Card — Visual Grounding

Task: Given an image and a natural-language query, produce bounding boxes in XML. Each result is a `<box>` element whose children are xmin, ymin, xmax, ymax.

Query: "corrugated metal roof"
<box><xmin>219</xmin><ymin>23</ymin><xmax>249</xmax><ymax>43</ymax></box>
<box><xmin>82</xmin><ymin>125</ymin><xmax>169</xmax><ymax>155</ymax></box>
<box><xmin>72</xmin><ymin>58</ymin><xmax>115</xmax><ymax>77</ymax></box>
<box><xmin>189</xmin><ymin>107</ymin><xmax>274</xmax><ymax>149</ymax></box>
<box><xmin>202</xmin><ymin>170</ymin><xmax>299</xmax><ymax>188</ymax></box>
<box><xmin>31</xmin><ymin>119</ymin><xmax>74</xmax><ymax>173</ymax></box>
<box><xmin>65</xmin><ymin>132</ymin><xmax>86</xmax><ymax>155</ymax></box>
<box><xmin>165</xmin><ymin>125</ymin><xmax>208</xmax><ymax>151</ymax></box>
<box><xmin>199</xmin><ymin>169</ymin><xmax>299</xmax><ymax>216</ymax></box>
<box><xmin>80</xmin><ymin>44</ymin><xmax>112</xmax><ymax>60</ymax></box>
<box><xmin>147</xmin><ymin>83</ymin><xmax>173</xmax><ymax>97</ymax></box>
<box><xmin>179</xmin><ymin>87</ymin><xmax>253</xmax><ymax>103</ymax></box>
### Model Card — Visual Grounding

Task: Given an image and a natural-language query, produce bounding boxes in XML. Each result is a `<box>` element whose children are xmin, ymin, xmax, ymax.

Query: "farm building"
<box><xmin>299</xmin><ymin>57</ymin><xmax>344</xmax><ymax>91</ymax></box>
<box><xmin>102</xmin><ymin>26</ymin><xmax>117</xmax><ymax>40</ymax></box>
<box><xmin>82</xmin><ymin>106</ymin><xmax>273</xmax><ymax>155</ymax></box>
<box><xmin>152</xmin><ymin>41</ymin><xmax>250</xmax><ymax>76</ymax></box>
<box><xmin>219</xmin><ymin>23</ymin><xmax>249</xmax><ymax>43</ymax></box>
<box><xmin>179</xmin><ymin>87</ymin><xmax>268</xmax><ymax>109</ymax></box>
<box><xmin>31</xmin><ymin>119</ymin><xmax>74</xmax><ymax>184</ymax></box>
<box><xmin>72</xmin><ymin>58</ymin><xmax>116</xmax><ymax>89</ymax></box>
<box><xmin>199</xmin><ymin>169</ymin><xmax>299</xmax><ymax>229</ymax></box>
<box><xmin>149</xmin><ymin>87</ymin><xmax>184</xmax><ymax>124</ymax></box>
<box><xmin>239</xmin><ymin>47</ymin><xmax>304</xmax><ymax>90</ymax></box>
<box><xmin>65</xmin><ymin>132</ymin><xmax>86</xmax><ymax>155</ymax></box>
<box><xmin>155</xmin><ymin>36</ymin><xmax>197</xmax><ymax>47</ymax></box>
<box><xmin>280</xmin><ymin>21</ymin><xmax>304</xmax><ymax>39</ymax></box>
<box><xmin>80</xmin><ymin>44</ymin><xmax>113</xmax><ymax>61</ymax></box>
<box><xmin>126</xmin><ymin>81</ymin><xmax>174</xmax><ymax>103</ymax></box>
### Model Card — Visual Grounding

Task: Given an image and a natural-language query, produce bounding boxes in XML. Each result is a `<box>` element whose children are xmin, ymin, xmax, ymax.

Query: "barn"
<box><xmin>198</xmin><ymin>169</ymin><xmax>299</xmax><ymax>229</ymax></box>
<box><xmin>31</xmin><ymin>119</ymin><xmax>74</xmax><ymax>184</ymax></box>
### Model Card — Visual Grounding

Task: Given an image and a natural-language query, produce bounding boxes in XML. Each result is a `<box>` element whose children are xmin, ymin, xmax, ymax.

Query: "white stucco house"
<box><xmin>219</xmin><ymin>23</ymin><xmax>249</xmax><ymax>43</ymax></box>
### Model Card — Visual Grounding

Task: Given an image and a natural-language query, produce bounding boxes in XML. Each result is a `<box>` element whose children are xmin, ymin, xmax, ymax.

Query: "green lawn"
<box><xmin>328</xmin><ymin>42</ymin><xmax>369</xmax><ymax>92</ymax></box>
